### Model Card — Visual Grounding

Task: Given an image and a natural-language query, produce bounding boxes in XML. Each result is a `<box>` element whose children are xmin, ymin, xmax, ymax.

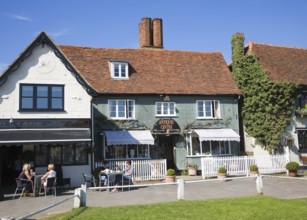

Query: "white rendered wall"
<box><xmin>0</xmin><ymin>45</ymin><xmax>92</xmax><ymax>119</ymax></box>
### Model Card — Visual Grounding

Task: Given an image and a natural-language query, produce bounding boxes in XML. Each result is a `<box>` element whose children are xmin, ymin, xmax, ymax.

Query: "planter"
<box><xmin>249</xmin><ymin>171</ymin><xmax>259</xmax><ymax>177</ymax></box>
<box><xmin>165</xmin><ymin>176</ymin><xmax>176</xmax><ymax>183</ymax></box>
<box><xmin>288</xmin><ymin>171</ymin><xmax>297</xmax><ymax>177</ymax></box>
<box><xmin>217</xmin><ymin>173</ymin><xmax>227</xmax><ymax>181</ymax></box>
<box><xmin>188</xmin><ymin>168</ymin><xmax>197</xmax><ymax>176</ymax></box>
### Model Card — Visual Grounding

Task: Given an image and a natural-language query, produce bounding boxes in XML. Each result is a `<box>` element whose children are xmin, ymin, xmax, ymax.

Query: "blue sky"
<box><xmin>0</xmin><ymin>0</ymin><xmax>306</xmax><ymax>73</ymax></box>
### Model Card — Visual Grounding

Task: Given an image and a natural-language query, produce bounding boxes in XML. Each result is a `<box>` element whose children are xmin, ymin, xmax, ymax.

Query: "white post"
<box><xmin>177</xmin><ymin>179</ymin><xmax>184</xmax><ymax>200</ymax></box>
<box><xmin>73</xmin><ymin>188</ymin><xmax>81</xmax><ymax>208</ymax></box>
<box><xmin>256</xmin><ymin>174</ymin><xmax>263</xmax><ymax>195</ymax></box>
<box><xmin>80</xmin><ymin>184</ymin><xmax>87</xmax><ymax>207</ymax></box>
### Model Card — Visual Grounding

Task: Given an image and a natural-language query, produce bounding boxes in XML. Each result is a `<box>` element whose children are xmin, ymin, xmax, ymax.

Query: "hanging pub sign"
<box><xmin>152</xmin><ymin>118</ymin><xmax>180</xmax><ymax>134</ymax></box>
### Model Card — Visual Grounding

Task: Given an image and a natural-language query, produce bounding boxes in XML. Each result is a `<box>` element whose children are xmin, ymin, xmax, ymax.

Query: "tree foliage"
<box><xmin>231</xmin><ymin>33</ymin><xmax>299</xmax><ymax>153</ymax></box>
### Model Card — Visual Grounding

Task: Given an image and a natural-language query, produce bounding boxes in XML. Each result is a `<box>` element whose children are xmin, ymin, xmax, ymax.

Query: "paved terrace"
<box><xmin>1</xmin><ymin>175</ymin><xmax>307</xmax><ymax>220</ymax></box>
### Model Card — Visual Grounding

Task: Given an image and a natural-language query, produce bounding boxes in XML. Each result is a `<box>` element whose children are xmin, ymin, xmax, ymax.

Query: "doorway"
<box><xmin>157</xmin><ymin>135</ymin><xmax>176</xmax><ymax>169</ymax></box>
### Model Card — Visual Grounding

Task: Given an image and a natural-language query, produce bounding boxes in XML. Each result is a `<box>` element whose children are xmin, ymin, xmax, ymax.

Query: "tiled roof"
<box><xmin>59</xmin><ymin>46</ymin><xmax>240</xmax><ymax>95</ymax></box>
<box><xmin>247</xmin><ymin>42</ymin><xmax>307</xmax><ymax>85</ymax></box>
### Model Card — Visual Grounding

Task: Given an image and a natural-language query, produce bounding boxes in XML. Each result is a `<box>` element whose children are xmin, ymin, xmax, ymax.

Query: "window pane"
<box><xmin>109</xmin><ymin>100</ymin><xmax>116</xmax><ymax>117</ymax></box>
<box><xmin>213</xmin><ymin>100</ymin><xmax>220</xmax><ymax>118</ymax></box>
<box><xmin>52</xmin><ymin>98</ymin><xmax>63</xmax><ymax>109</ymax></box>
<box><xmin>22</xmin><ymin>86</ymin><xmax>33</xmax><ymax>96</ymax></box>
<box><xmin>205</xmin><ymin>101</ymin><xmax>212</xmax><ymax>117</ymax></box>
<box><xmin>197</xmin><ymin>101</ymin><xmax>204</xmax><ymax>117</ymax></box>
<box><xmin>163</xmin><ymin>103</ymin><xmax>168</xmax><ymax>115</ymax></box>
<box><xmin>192</xmin><ymin>137</ymin><xmax>200</xmax><ymax>155</ymax></box>
<box><xmin>118</xmin><ymin>100</ymin><xmax>126</xmax><ymax>118</ymax></box>
<box><xmin>37</xmin><ymin>86</ymin><xmax>48</xmax><ymax>97</ymax></box>
<box><xmin>21</xmin><ymin>98</ymin><xmax>33</xmax><ymax>108</ymax></box>
<box><xmin>202</xmin><ymin>141</ymin><xmax>211</xmax><ymax>155</ymax></box>
<box><xmin>52</xmin><ymin>86</ymin><xmax>63</xmax><ymax>97</ymax></box>
<box><xmin>127</xmin><ymin>100</ymin><xmax>134</xmax><ymax>118</ymax></box>
<box><xmin>121</xmin><ymin>65</ymin><xmax>126</xmax><ymax>77</ymax></box>
<box><xmin>75</xmin><ymin>143</ymin><xmax>88</xmax><ymax>164</ymax></box>
<box><xmin>114</xmin><ymin>64</ymin><xmax>119</xmax><ymax>77</ymax></box>
<box><xmin>37</xmin><ymin>98</ymin><xmax>48</xmax><ymax>109</ymax></box>
<box><xmin>211</xmin><ymin>141</ymin><xmax>220</xmax><ymax>155</ymax></box>
<box><xmin>49</xmin><ymin>145</ymin><xmax>62</xmax><ymax>164</ymax></box>
<box><xmin>156</xmin><ymin>102</ymin><xmax>162</xmax><ymax>115</ymax></box>
<box><xmin>62</xmin><ymin>145</ymin><xmax>74</xmax><ymax>165</ymax></box>
<box><xmin>34</xmin><ymin>145</ymin><xmax>48</xmax><ymax>166</ymax></box>
<box><xmin>169</xmin><ymin>103</ymin><xmax>175</xmax><ymax>115</ymax></box>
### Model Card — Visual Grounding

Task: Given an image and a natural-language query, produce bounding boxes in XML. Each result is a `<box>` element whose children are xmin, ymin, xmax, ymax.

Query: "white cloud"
<box><xmin>4</xmin><ymin>13</ymin><xmax>33</xmax><ymax>22</ymax></box>
<box><xmin>51</xmin><ymin>28</ymin><xmax>72</xmax><ymax>38</ymax></box>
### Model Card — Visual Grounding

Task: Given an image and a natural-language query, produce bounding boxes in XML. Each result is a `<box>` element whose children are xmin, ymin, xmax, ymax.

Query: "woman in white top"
<box><xmin>41</xmin><ymin>163</ymin><xmax>56</xmax><ymax>186</ymax></box>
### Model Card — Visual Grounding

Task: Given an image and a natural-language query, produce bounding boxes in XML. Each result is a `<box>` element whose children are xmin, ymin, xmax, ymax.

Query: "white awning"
<box><xmin>193</xmin><ymin>129</ymin><xmax>240</xmax><ymax>142</ymax></box>
<box><xmin>104</xmin><ymin>130</ymin><xmax>154</xmax><ymax>145</ymax></box>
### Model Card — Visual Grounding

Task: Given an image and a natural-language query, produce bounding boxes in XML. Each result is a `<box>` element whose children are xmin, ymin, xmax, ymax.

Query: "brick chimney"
<box><xmin>152</xmin><ymin>18</ymin><xmax>163</xmax><ymax>48</ymax></box>
<box><xmin>139</xmin><ymin>17</ymin><xmax>163</xmax><ymax>49</ymax></box>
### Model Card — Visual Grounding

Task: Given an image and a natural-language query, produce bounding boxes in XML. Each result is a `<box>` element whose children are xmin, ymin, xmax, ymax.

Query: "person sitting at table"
<box><xmin>100</xmin><ymin>161</ymin><xmax>110</xmax><ymax>186</ymax></box>
<box><xmin>18</xmin><ymin>163</ymin><xmax>33</xmax><ymax>196</ymax></box>
<box><xmin>41</xmin><ymin>163</ymin><xmax>56</xmax><ymax>186</ymax></box>
<box><xmin>111</xmin><ymin>160</ymin><xmax>134</xmax><ymax>192</ymax></box>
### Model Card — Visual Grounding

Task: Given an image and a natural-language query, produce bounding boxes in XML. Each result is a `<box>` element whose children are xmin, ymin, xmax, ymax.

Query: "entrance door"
<box><xmin>157</xmin><ymin>135</ymin><xmax>175</xmax><ymax>169</ymax></box>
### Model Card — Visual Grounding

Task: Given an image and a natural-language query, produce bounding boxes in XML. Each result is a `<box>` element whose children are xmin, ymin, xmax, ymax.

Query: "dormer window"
<box><xmin>110</xmin><ymin>61</ymin><xmax>129</xmax><ymax>79</ymax></box>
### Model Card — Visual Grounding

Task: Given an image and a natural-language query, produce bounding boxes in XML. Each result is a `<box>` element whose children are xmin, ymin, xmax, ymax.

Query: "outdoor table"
<box><xmin>32</xmin><ymin>174</ymin><xmax>43</xmax><ymax>197</ymax></box>
<box><xmin>99</xmin><ymin>170</ymin><xmax>123</xmax><ymax>191</ymax></box>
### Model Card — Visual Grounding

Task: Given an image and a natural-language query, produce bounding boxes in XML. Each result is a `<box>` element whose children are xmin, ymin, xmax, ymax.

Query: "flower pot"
<box><xmin>249</xmin><ymin>171</ymin><xmax>259</xmax><ymax>177</ymax></box>
<box><xmin>288</xmin><ymin>170</ymin><xmax>297</xmax><ymax>177</ymax></box>
<box><xmin>217</xmin><ymin>173</ymin><xmax>227</xmax><ymax>181</ymax></box>
<box><xmin>165</xmin><ymin>175</ymin><xmax>176</xmax><ymax>183</ymax></box>
<box><xmin>188</xmin><ymin>168</ymin><xmax>197</xmax><ymax>176</ymax></box>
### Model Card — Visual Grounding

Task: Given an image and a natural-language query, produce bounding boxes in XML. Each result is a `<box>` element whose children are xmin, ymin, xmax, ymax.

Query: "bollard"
<box><xmin>256</xmin><ymin>174</ymin><xmax>263</xmax><ymax>195</ymax></box>
<box><xmin>74</xmin><ymin>184</ymin><xmax>87</xmax><ymax>208</ymax></box>
<box><xmin>177</xmin><ymin>179</ymin><xmax>184</xmax><ymax>200</ymax></box>
<box><xmin>73</xmin><ymin>188</ymin><xmax>81</xmax><ymax>208</ymax></box>
<box><xmin>80</xmin><ymin>184</ymin><xmax>87</xmax><ymax>207</ymax></box>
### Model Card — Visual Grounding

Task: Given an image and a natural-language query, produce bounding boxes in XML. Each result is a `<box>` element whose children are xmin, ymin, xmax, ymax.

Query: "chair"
<box><xmin>43</xmin><ymin>177</ymin><xmax>57</xmax><ymax>197</ymax></box>
<box><xmin>13</xmin><ymin>178</ymin><xmax>33</xmax><ymax>199</ymax></box>
<box><xmin>55</xmin><ymin>164</ymin><xmax>71</xmax><ymax>188</ymax></box>
<box><xmin>82</xmin><ymin>173</ymin><xmax>97</xmax><ymax>188</ymax></box>
<box><xmin>120</xmin><ymin>176</ymin><xmax>133</xmax><ymax>191</ymax></box>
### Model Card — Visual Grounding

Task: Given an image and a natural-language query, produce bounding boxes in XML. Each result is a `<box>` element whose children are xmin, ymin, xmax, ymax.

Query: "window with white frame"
<box><xmin>156</xmin><ymin>102</ymin><xmax>176</xmax><ymax>116</ymax></box>
<box><xmin>189</xmin><ymin>136</ymin><xmax>231</xmax><ymax>156</ymax></box>
<box><xmin>196</xmin><ymin>100</ymin><xmax>220</xmax><ymax>119</ymax></box>
<box><xmin>110</xmin><ymin>62</ymin><xmax>129</xmax><ymax>79</ymax></box>
<box><xmin>108</xmin><ymin>99</ymin><xmax>135</xmax><ymax>119</ymax></box>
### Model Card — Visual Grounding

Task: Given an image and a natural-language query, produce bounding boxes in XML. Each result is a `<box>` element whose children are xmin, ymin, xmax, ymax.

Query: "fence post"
<box><xmin>256</xmin><ymin>174</ymin><xmax>263</xmax><ymax>195</ymax></box>
<box><xmin>177</xmin><ymin>179</ymin><xmax>184</xmax><ymax>200</ymax></box>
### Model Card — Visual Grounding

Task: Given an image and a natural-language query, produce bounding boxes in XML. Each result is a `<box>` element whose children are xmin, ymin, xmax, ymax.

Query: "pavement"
<box><xmin>1</xmin><ymin>175</ymin><xmax>307</xmax><ymax>220</ymax></box>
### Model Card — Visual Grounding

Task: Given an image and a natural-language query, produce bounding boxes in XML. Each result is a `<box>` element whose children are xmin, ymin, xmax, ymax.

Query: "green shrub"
<box><xmin>250</xmin><ymin>164</ymin><xmax>258</xmax><ymax>172</ymax></box>
<box><xmin>167</xmin><ymin>169</ymin><xmax>175</xmax><ymax>176</ymax></box>
<box><xmin>218</xmin><ymin>166</ymin><xmax>227</xmax><ymax>173</ymax></box>
<box><xmin>286</xmin><ymin>162</ymin><xmax>299</xmax><ymax>171</ymax></box>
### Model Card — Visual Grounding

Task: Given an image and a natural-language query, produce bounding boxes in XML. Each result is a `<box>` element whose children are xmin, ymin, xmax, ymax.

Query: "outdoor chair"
<box><xmin>13</xmin><ymin>178</ymin><xmax>33</xmax><ymax>199</ymax></box>
<box><xmin>43</xmin><ymin>177</ymin><xmax>57</xmax><ymax>197</ymax></box>
<box><xmin>120</xmin><ymin>177</ymin><xmax>133</xmax><ymax>191</ymax></box>
<box><xmin>82</xmin><ymin>173</ymin><xmax>97</xmax><ymax>188</ymax></box>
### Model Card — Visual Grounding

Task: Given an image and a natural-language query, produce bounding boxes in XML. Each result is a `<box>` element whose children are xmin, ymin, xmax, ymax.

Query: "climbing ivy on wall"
<box><xmin>231</xmin><ymin>33</ymin><xmax>299</xmax><ymax>153</ymax></box>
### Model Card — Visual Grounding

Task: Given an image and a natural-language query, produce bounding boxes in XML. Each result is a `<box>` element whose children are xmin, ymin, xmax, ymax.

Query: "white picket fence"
<box><xmin>201</xmin><ymin>154</ymin><xmax>289</xmax><ymax>179</ymax></box>
<box><xmin>95</xmin><ymin>159</ymin><xmax>167</xmax><ymax>181</ymax></box>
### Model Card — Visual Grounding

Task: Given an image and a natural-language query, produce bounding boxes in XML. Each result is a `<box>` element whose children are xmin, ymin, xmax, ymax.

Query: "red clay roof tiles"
<box><xmin>58</xmin><ymin>46</ymin><xmax>240</xmax><ymax>95</ymax></box>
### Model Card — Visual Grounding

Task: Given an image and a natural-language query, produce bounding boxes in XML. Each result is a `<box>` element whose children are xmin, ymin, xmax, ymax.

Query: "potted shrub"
<box><xmin>217</xmin><ymin>166</ymin><xmax>227</xmax><ymax>181</ymax></box>
<box><xmin>185</xmin><ymin>163</ymin><xmax>198</xmax><ymax>176</ymax></box>
<box><xmin>165</xmin><ymin>169</ymin><xmax>176</xmax><ymax>183</ymax></box>
<box><xmin>286</xmin><ymin>161</ymin><xmax>299</xmax><ymax>177</ymax></box>
<box><xmin>249</xmin><ymin>164</ymin><xmax>259</xmax><ymax>177</ymax></box>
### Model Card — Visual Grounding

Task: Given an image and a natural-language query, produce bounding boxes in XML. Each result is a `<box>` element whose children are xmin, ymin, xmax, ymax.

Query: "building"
<box><xmin>231</xmin><ymin>33</ymin><xmax>307</xmax><ymax>164</ymax></box>
<box><xmin>59</xmin><ymin>17</ymin><xmax>241</xmax><ymax>170</ymax></box>
<box><xmin>0</xmin><ymin>32</ymin><xmax>96</xmax><ymax>187</ymax></box>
